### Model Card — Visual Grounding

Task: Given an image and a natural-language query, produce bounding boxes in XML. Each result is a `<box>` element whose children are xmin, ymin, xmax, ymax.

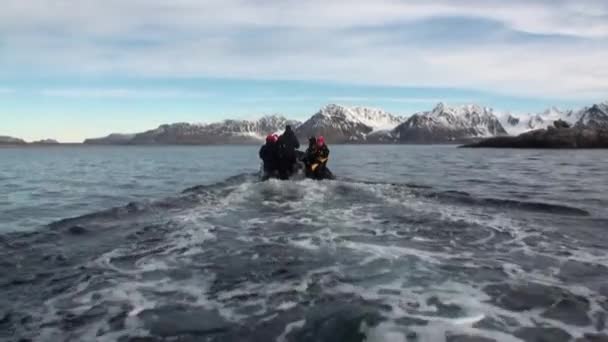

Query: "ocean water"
<box><xmin>1</xmin><ymin>145</ymin><xmax>607</xmax><ymax>341</ymax></box>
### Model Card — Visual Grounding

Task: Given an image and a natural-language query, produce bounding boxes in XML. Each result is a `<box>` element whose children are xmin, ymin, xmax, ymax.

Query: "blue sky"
<box><xmin>1</xmin><ymin>0</ymin><xmax>607</xmax><ymax>142</ymax></box>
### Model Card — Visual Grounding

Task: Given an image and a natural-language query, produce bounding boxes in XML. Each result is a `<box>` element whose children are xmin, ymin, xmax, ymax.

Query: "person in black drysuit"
<box><xmin>303</xmin><ymin>136</ymin><xmax>318</xmax><ymax>178</ymax></box>
<box><xmin>259</xmin><ymin>134</ymin><xmax>279</xmax><ymax>180</ymax></box>
<box><xmin>276</xmin><ymin>125</ymin><xmax>300</xmax><ymax>180</ymax></box>
<box><xmin>304</xmin><ymin>135</ymin><xmax>333</xmax><ymax>180</ymax></box>
<box><xmin>316</xmin><ymin>136</ymin><xmax>330</xmax><ymax>160</ymax></box>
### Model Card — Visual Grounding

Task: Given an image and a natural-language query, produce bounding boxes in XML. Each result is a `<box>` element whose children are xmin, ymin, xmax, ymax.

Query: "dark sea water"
<box><xmin>1</xmin><ymin>145</ymin><xmax>607</xmax><ymax>342</ymax></box>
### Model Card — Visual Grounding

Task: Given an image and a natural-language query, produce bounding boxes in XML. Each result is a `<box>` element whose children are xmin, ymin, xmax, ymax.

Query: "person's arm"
<box><xmin>259</xmin><ymin>146</ymin><xmax>265</xmax><ymax>159</ymax></box>
<box><xmin>321</xmin><ymin>145</ymin><xmax>329</xmax><ymax>158</ymax></box>
<box><xmin>307</xmin><ymin>148</ymin><xmax>315</xmax><ymax>162</ymax></box>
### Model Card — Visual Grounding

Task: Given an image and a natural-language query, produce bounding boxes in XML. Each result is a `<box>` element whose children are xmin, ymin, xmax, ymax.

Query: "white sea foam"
<box><xmin>277</xmin><ymin>319</ymin><xmax>306</xmax><ymax>342</ymax></box>
<box><xmin>29</xmin><ymin>175</ymin><xmax>608</xmax><ymax>341</ymax></box>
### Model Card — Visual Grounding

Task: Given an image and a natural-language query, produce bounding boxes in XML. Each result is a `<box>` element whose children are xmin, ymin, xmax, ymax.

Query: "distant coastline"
<box><xmin>4</xmin><ymin>101</ymin><xmax>606</xmax><ymax>147</ymax></box>
<box><xmin>0</xmin><ymin>142</ymin><xmax>467</xmax><ymax>147</ymax></box>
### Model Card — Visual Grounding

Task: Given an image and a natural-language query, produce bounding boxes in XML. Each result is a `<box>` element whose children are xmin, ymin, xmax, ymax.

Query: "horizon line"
<box><xmin>4</xmin><ymin>99</ymin><xmax>606</xmax><ymax>143</ymax></box>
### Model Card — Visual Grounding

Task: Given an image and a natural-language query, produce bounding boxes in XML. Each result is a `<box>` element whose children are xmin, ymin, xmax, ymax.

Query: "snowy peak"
<box><xmin>542</xmin><ymin>106</ymin><xmax>564</xmax><ymax>118</ymax></box>
<box><xmin>295</xmin><ymin>104</ymin><xmax>375</xmax><ymax>143</ymax></box>
<box><xmin>576</xmin><ymin>102</ymin><xmax>608</xmax><ymax>129</ymax></box>
<box><xmin>506</xmin><ymin>114</ymin><xmax>520</xmax><ymax>126</ymax></box>
<box><xmin>145</xmin><ymin>115</ymin><xmax>300</xmax><ymax>143</ymax></box>
<box><xmin>203</xmin><ymin>115</ymin><xmax>298</xmax><ymax>136</ymax></box>
<box><xmin>499</xmin><ymin>103</ymin><xmax>606</xmax><ymax>135</ymax></box>
<box><xmin>499</xmin><ymin>112</ymin><xmax>549</xmax><ymax>135</ymax></box>
<box><xmin>298</xmin><ymin>102</ymin><xmax>507</xmax><ymax>143</ymax></box>
<box><xmin>429</xmin><ymin>102</ymin><xmax>488</xmax><ymax>117</ymax></box>
<box><xmin>427</xmin><ymin>102</ymin><xmax>495</xmax><ymax>119</ymax></box>
<box><xmin>80</xmin><ymin>100</ymin><xmax>608</xmax><ymax>145</ymax></box>
<box><xmin>317</xmin><ymin>104</ymin><xmax>405</xmax><ymax>131</ymax></box>
<box><xmin>399</xmin><ymin>103</ymin><xmax>506</xmax><ymax>138</ymax></box>
<box><xmin>88</xmin><ymin>115</ymin><xmax>300</xmax><ymax>145</ymax></box>
<box><xmin>295</xmin><ymin>104</ymin><xmax>405</xmax><ymax>143</ymax></box>
<box><xmin>393</xmin><ymin>103</ymin><xmax>507</xmax><ymax>143</ymax></box>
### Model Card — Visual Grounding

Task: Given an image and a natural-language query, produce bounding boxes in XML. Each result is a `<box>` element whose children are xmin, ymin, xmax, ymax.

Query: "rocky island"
<box><xmin>0</xmin><ymin>136</ymin><xmax>27</xmax><ymax>145</ymax></box>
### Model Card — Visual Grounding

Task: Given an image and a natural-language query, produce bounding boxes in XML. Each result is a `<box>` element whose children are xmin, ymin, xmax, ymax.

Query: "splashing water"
<box><xmin>1</xmin><ymin>146</ymin><xmax>607</xmax><ymax>341</ymax></box>
<box><xmin>1</xmin><ymin>173</ymin><xmax>607</xmax><ymax>342</ymax></box>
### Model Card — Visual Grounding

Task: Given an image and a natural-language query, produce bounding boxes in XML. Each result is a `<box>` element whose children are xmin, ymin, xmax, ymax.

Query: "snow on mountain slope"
<box><xmin>87</xmin><ymin>115</ymin><xmax>299</xmax><ymax>145</ymax></box>
<box><xmin>575</xmin><ymin>102</ymin><xmax>608</xmax><ymax>129</ymax></box>
<box><xmin>498</xmin><ymin>102</ymin><xmax>608</xmax><ymax>135</ymax></box>
<box><xmin>295</xmin><ymin>104</ymin><xmax>405</xmax><ymax>143</ymax></box>
<box><xmin>499</xmin><ymin>107</ymin><xmax>580</xmax><ymax>135</ymax></box>
<box><xmin>80</xmin><ymin>100</ymin><xmax>608</xmax><ymax>145</ymax></box>
<box><xmin>393</xmin><ymin>103</ymin><xmax>507</xmax><ymax>143</ymax></box>
<box><xmin>199</xmin><ymin>115</ymin><xmax>300</xmax><ymax>139</ymax></box>
<box><xmin>321</xmin><ymin>104</ymin><xmax>405</xmax><ymax>131</ymax></box>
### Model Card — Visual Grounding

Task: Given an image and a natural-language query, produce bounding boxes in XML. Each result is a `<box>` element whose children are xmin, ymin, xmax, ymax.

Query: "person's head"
<box><xmin>266</xmin><ymin>134</ymin><xmax>277</xmax><ymax>144</ymax></box>
<box><xmin>285</xmin><ymin>125</ymin><xmax>292</xmax><ymax>132</ymax></box>
<box><xmin>308</xmin><ymin>136</ymin><xmax>316</xmax><ymax>146</ymax></box>
<box><xmin>317</xmin><ymin>136</ymin><xmax>325</xmax><ymax>147</ymax></box>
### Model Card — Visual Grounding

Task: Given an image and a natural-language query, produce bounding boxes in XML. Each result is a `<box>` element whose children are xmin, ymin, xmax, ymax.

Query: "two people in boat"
<box><xmin>259</xmin><ymin>125</ymin><xmax>333</xmax><ymax>180</ymax></box>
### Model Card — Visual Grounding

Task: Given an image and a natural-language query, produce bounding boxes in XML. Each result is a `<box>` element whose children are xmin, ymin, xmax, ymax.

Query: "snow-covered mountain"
<box><xmin>81</xmin><ymin>100</ymin><xmax>608</xmax><ymax>145</ymax></box>
<box><xmin>392</xmin><ymin>103</ymin><xmax>507</xmax><ymax>143</ymax></box>
<box><xmin>500</xmin><ymin>107</ymin><xmax>580</xmax><ymax>135</ymax></box>
<box><xmin>467</xmin><ymin>102</ymin><xmax>608</xmax><ymax>148</ymax></box>
<box><xmin>500</xmin><ymin>102</ymin><xmax>608</xmax><ymax>135</ymax></box>
<box><xmin>322</xmin><ymin>104</ymin><xmax>405</xmax><ymax>131</ymax></box>
<box><xmin>575</xmin><ymin>102</ymin><xmax>608</xmax><ymax>130</ymax></box>
<box><xmin>86</xmin><ymin>115</ymin><xmax>299</xmax><ymax>145</ymax></box>
<box><xmin>295</xmin><ymin>104</ymin><xmax>405</xmax><ymax>143</ymax></box>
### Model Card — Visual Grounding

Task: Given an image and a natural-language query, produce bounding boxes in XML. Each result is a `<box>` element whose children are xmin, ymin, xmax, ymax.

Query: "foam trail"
<box><xmin>2</xmin><ymin>172</ymin><xmax>606</xmax><ymax>341</ymax></box>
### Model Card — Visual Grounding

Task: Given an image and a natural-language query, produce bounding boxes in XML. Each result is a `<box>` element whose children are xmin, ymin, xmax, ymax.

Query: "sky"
<box><xmin>1</xmin><ymin>0</ymin><xmax>607</xmax><ymax>142</ymax></box>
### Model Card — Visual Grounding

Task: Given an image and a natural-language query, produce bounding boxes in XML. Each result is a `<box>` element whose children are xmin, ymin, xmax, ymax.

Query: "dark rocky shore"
<box><xmin>462</xmin><ymin>124</ymin><xmax>608</xmax><ymax>149</ymax></box>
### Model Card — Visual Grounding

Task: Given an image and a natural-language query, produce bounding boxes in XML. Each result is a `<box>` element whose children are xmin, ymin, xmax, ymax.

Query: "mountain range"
<box><xmin>3</xmin><ymin>101</ymin><xmax>607</xmax><ymax>145</ymax></box>
<box><xmin>87</xmin><ymin>116</ymin><xmax>300</xmax><ymax>145</ymax></box>
<box><xmin>84</xmin><ymin>103</ymin><xmax>505</xmax><ymax>145</ymax></box>
<box><xmin>294</xmin><ymin>104</ymin><xmax>405</xmax><ymax>143</ymax></box>
<box><xmin>388</xmin><ymin>103</ymin><xmax>506</xmax><ymax>143</ymax></box>
<box><xmin>83</xmin><ymin>101</ymin><xmax>608</xmax><ymax>145</ymax></box>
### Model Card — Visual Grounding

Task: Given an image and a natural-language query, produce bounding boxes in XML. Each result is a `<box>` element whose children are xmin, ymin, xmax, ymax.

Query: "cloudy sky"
<box><xmin>1</xmin><ymin>0</ymin><xmax>607</xmax><ymax>142</ymax></box>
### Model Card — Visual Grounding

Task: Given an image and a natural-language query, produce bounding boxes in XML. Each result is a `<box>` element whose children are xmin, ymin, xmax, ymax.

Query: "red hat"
<box><xmin>266</xmin><ymin>134</ymin><xmax>277</xmax><ymax>143</ymax></box>
<box><xmin>317</xmin><ymin>136</ymin><xmax>325</xmax><ymax>146</ymax></box>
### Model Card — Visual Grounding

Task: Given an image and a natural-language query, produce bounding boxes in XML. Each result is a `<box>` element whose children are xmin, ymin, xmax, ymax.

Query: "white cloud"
<box><xmin>2</xmin><ymin>0</ymin><xmax>607</xmax><ymax>37</ymax></box>
<box><xmin>1</xmin><ymin>0</ymin><xmax>607</xmax><ymax>99</ymax></box>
